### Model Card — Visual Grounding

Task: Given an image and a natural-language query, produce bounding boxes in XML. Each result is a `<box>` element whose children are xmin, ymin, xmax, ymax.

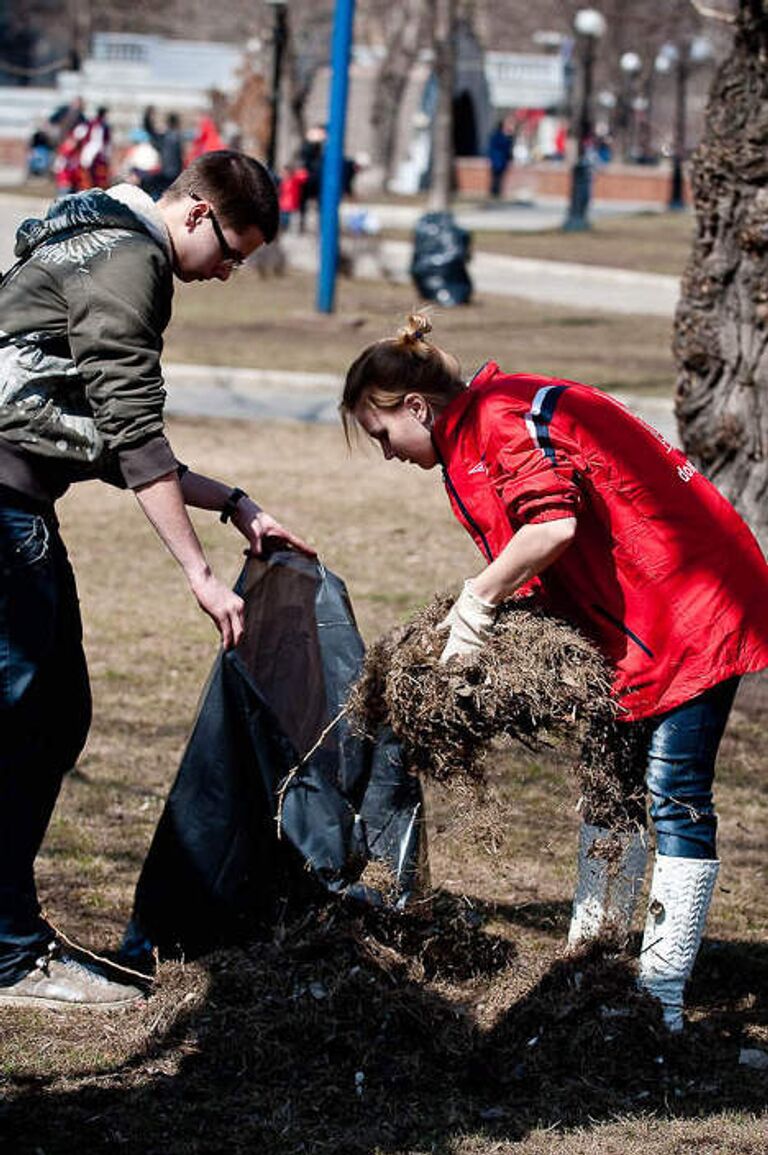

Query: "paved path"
<box><xmin>293</xmin><ymin>232</ymin><xmax>678</xmax><ymax>317</ymax></box>
<box><xmin>1</xmin><ymin>191</ymin><xmax>679</xmax><ymax>318</ymax></box>
<box><xmin>163</xmin><ymin>363</ymin><xmax>342</xmax><ymax>424</ymax></box>
<box><xmin>340</xmin><ymin>195</ymin><xmax>665</xmax><ymax>233</ymax></box>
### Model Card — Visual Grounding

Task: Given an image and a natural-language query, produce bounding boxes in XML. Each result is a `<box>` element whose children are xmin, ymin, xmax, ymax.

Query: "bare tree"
<box><xmin>227</xmin><ymin>55</ymin><xmax>271</xmax><ymax>159</ymax></box>
<box><xmin>281</xmin><ymin>5</ymin><xmax>333</xmax><ymax>154</ymax></box>
<box><xmin>367</xmin><ymin>0</ymin><xmax>428</xmax><ymax>185</ymax></box>
<box><xmin>427</xmin><ymin>0</ymin><xmax>456</xmax><ymax>211</ymax></box>
<box><xmin>673</xmin><ymin>0</ymin><xmax>768</xmax><ymax>551</ymax></box>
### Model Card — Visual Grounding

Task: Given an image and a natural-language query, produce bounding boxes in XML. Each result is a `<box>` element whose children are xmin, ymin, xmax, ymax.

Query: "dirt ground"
<box><xmin>0</xmin><ymin>417</ymin><xmax>766</xmax><ymax>1155</ymax></box>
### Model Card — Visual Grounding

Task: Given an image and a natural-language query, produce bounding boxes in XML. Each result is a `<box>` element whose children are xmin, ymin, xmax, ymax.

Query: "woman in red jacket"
<box><xmin>341</xmin><ymin>314</ymin><xmax>768</xmax><ymax>1033</ymax></box>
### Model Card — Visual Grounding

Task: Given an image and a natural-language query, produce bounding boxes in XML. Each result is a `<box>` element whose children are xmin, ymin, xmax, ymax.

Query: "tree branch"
<box><xmin>688</xmin><ymin>0</ymin><xmax>737</xmax><ymax>21</ymax></box>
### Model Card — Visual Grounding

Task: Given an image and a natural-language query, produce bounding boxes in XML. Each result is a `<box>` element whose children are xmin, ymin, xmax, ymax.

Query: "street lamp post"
<box><xmin>618</xmin><ymin>51</ymin><xmax>642</xmax><ymax>162</ymax></box>
<box><xmin>651</xmin><ymin>44</ymin><xmax>676</xmax><ymax>176</ymax></box>
<box><xmin>660</xmin><ymin>36</ymin><xmax>712</xmax><ymax>212</ymax></box>
<box><xmin>265</xmin><ymin>0</ymin><xmax>288</xmax><ymax>172</ymax></box>
<box><xmin>636</xmin><ymin>62</ymin><xmax>660</xmax><ymax>165</ymax></box>
<box><xmin>563</xmin><ymin>8</ymin><xmax>606</xmax><ymax>233</ymax></box>
<box><xmin>669</xmin><ymin>42</ymin><xmax>690</xmax><ymax>211</ymax></box>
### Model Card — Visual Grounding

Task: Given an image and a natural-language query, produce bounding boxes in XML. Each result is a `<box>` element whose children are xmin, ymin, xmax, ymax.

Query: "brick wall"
<box><xmin>0</xmin><ymin>139</ymin><xmax>27</xmax><ymax>166</ymax></box>
<box><xmin>456</xmin><ymin>157</ymin><xmax>691</xmax><ymax>205</ymax></box>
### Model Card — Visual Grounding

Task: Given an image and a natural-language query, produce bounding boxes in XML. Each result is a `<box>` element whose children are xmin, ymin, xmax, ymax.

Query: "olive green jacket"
<box><xmin>0</xmin><ymin>184</ymin><xmax>178</xmax><ymax>503</ymax></box>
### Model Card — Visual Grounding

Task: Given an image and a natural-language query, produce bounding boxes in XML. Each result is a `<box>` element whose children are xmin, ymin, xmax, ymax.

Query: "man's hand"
<box><xmin>437</xmin><ymin>580</ymin><xmax>497</xmax><ymax>664</ymax></box>
<box><xmin>134</xmin><ymin>473</ymin><xmax>246</xmax><ymax>650</ymax></box>
<box><xmin>232</xmin><ymin>498</ymin><xmax>316</xmax><ymax>557</ymax></box>
<box><xmin>188</xmin><ymin>567</ymin><xmax>245</xmax><ymax>650</ymax></box>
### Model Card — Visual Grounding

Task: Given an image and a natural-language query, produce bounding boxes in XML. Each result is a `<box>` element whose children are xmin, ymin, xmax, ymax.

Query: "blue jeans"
<box><xmin>644</xmin><ymin>677</ymin><xmax>739</xmax><ymax>860</ymax></box>
<box><xmin>0</xmin><ymin>503</ymin><xmax>91</xmax><ymax>984</ymax></box>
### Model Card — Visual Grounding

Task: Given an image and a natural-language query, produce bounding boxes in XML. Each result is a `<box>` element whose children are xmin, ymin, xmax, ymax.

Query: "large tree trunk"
<box><xmin>673</xmin><ymin>0</ymin><xmax>768</xmax><ymax>553</ymax></box>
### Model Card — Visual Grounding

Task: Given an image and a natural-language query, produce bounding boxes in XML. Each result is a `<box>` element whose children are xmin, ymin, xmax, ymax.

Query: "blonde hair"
<box><xmin>340</xmin><ymin>312</ymin><xmax>464</xmax><ymax>443</ymax></box>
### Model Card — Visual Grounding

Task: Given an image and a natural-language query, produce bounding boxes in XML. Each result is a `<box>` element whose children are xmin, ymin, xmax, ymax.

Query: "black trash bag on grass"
<box><xmin>122</xmin><ymin>550</ymin><xmax>427</xmax><ymax>964</ymax></box>
<box><xmin>410</xmin><ymin>211</ymin><xmax>473</xmax><ymax>306</ymax></box>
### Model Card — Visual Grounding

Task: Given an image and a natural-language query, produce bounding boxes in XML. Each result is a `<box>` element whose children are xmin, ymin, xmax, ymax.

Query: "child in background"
<box><xmin>278</xmin><ymin>162</ymin><xmax>307</xmax><ymax>233</ymax></box>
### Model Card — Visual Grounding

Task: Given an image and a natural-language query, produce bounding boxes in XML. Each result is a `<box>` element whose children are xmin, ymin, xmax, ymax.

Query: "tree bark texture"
<box><xmin>673</xmin><ymin>0</ymin><xmax>768</xmax><ymax>551</ymax></box>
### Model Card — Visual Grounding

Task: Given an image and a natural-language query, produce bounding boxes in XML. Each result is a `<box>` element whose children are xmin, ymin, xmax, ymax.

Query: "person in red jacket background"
<box><xmin>340</xmin><ymin>313</ymin><xmax>768</xmax><ymax>1034</ymax></box>
<box><xmin>186</xmin><ymin>115</ymin><xmax>225</xmax><ymax>166</ymax></box>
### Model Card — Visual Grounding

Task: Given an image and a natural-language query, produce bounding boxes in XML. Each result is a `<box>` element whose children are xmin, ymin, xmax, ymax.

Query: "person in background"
<box><xmin>49</xmin><ymin>96</ymin><xmax>85</xmax><ymax>147</ymax></box>
<box><xmin>0</xmin><ymin>150</ymin><xmax>313</xmax><ymax>1011</ymax></box>
<box><xmin>153</xmin><ymin>112</ymin><xmax>185</xmax><ymax>195</ymax></box>
<box><xmin>339</xmin><ymin>313</ymin><xmax>768</xmax><ymax>1034</ymax></box>
<box><xmin>487</xmin><ymin>120</ymin><xmax>514</xmax><ymax>199</ymax></box>
<box><xmin>138</xmin><ymin>109</ymin><xmax>185</xmax><ymax>199</ymax></box>
<box><xmin>187</xmin><ymin>115</ymin><xmax>225</xmax><ymax>165</ymax></box>
<box><xmin>142</xmin><ymin>105</ymin><xmax>159</xmax><ymax>142</ymax></box>
<box><xmin>79</xmin><ymin>106</ymin><xmax>112</xmax><ymax>189</ymax></box>
<box><xmin>298</xmin><ymin>124</ymin><xmax>326</xmax><ymax>233</ymax></box>
<box><xmin>553</xmin><ymin>121</ymin><xmax>568</xmax><ymax>161</ymax></box>
<box><xmin>27</xmin><ymin>125</ymin><xmax>53</xmax><ymax>179</ymax></box>
<box><xmin>120</xmin><ymin>128</ymin><xmax>162</xmax><ymax>194</ymax></box>
<box><xmin>278</xmin><ymin>161</ymin><xmax>307</xmax><ymax>233</ymax></box>
<box><xmin>53</xmin><ymin>125</ymin><xmax>85</xmax><ymax>194</ymax></box>
<box><xmin>52</xmin><ymin>101</ymin><xmax>91</xmax><ymax>195</ymax></box>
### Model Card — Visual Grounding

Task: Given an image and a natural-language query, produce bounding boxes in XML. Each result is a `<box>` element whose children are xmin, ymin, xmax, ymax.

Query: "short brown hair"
<box><xmin>165</xmin><ymin>150</ymin><xmax>279</xmax><ymax>243</ymax></box>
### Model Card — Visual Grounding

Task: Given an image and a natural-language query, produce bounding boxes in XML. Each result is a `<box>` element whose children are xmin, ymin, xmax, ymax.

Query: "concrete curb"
<box><xmin>163</xmin><ymin>363</ymin><xmax>343</xmax><ymax>424</ymax></box>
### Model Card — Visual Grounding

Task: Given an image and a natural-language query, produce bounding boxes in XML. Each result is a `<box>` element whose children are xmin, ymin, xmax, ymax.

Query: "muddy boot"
<box><xmin>0</xmin><ymin>942</ymin><xmax>145</xmax><ymax>1010</ymax></box>
<box><xmin>638</xmin><ymin>855</ymin><xmax>719</xmax><ymax>1032</ymax></box>
<box><xmin>567</xmin><ymin>822</ymin><xmax>648</xmax><ymax>949</ymax></box>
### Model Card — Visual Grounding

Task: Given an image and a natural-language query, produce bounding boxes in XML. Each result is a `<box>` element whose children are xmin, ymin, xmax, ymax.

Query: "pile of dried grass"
<box><xmin>576</xmin><ymin>711</ymin><xmax>651</xmax><ymax>831</ymax></box>
<box><xmin>4</xmin><ymin>897</ymin><xmax>758</xmax><ymax>1154</ymax></box>
<box><xmin>349</xmin><ymin>594</ymin><xmax>617</xmax><ymax>782</ymax></box>
<box><xmin>349</xmin><ymin>594</ymin><xmax>651</xmax><ymax>831</ymax></box>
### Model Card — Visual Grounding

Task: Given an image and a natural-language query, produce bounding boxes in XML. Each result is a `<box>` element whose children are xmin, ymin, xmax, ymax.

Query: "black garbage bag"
<box><xmin>410</xmin><ymin>210</ymin><xmax>473</xmax><ymax>306</ymax></box>
<box><xmin>122</xmin><ymin>550</ymin><xmax>427</xmax><ymax>963</ymax></box>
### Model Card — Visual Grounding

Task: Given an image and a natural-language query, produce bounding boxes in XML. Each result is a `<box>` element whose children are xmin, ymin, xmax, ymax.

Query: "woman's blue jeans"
<box><xmin>0</xmin><ymin>503</ymin><xmax>91</xmax><ymax>984</ymax></box>
<box><xmin>644</xmin><ymin>676</ymin><xmax>739</xmax><ymax>860</ymax></box>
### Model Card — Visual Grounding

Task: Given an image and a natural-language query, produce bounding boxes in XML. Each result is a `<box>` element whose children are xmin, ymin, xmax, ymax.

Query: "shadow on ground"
<box><xmin>1</xmin><ymin>891</ymin><xmax>766</xmax><ymax>1155</ymax></box>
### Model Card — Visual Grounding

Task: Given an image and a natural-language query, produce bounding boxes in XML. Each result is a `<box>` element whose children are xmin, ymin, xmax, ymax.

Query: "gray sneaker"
<box><xmin>0</xmin><ymin>944</ymin><xmax>145</xmax><ymax>1009</ymax></box>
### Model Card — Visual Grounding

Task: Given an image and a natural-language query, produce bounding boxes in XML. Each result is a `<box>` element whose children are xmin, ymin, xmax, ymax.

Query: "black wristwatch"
<box><xmin>219</xmin><ymin>487</ymin><xmax>248</xmax><ymax>523</ymax></box>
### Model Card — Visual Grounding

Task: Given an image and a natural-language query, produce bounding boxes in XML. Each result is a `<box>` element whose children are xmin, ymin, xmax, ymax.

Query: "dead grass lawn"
<box><xmin>164</xmin><ymin>266</ymin><xmax>677</xmax><ymax>396</ymax></box>
<box><xmin>421</xmin><ymin>211</ymin><xmax>695</xmax><ymax>277</ymax></box>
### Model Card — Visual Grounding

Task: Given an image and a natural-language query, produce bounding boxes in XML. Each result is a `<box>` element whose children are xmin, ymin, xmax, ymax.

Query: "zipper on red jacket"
<box><xmin>592</xmin><ymin>603</ymin><xmax>654</xmax><ymax>657</ymax></box>
<box><xmin>432</xmin><ymin>438</ymin><xmax>494</xmax><ymax>563</ymax></box>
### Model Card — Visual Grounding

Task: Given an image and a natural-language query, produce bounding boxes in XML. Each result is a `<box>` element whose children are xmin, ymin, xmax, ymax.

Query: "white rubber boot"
<box><xmin>638</xmin><ymin>855</ymin><xmax>719</xmax><ymax>1032</ymax></box>
<box><xmin>567</xmin><ymin>823</ymin><xmax>648</xmax><ymax>949</ymax></box>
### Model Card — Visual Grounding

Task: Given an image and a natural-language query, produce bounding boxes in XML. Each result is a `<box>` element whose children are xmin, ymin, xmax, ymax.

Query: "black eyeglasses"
<box><xmin>190</xmin><ymin>192</ymin><xmax>245</xmax><ymax>268</ymax></box>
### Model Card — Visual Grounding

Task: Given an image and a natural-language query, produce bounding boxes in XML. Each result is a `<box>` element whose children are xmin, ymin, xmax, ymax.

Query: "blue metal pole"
<box><xmin>316</xmin><ymin>0</ymin><xmax>356</xmax><ymax>314</ymax></box>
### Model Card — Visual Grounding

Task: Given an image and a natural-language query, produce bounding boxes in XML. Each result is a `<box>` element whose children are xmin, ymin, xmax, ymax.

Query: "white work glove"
<box><xmin>437</xmin><ymin>580</ymin><xmax>497</xmax><ymax>664</ymax></box>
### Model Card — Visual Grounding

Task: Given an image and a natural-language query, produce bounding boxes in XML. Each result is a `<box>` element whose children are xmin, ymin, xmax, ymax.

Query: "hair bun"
<box><xmin>398</xmin><ymin>312</ymin><xmax>433</xmax><ymax>347</ymax></box>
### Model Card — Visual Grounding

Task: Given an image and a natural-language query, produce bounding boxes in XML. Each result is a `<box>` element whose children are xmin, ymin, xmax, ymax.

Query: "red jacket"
<box><xmin>279</xmin><ymin>169</ymin><xmax>308</xmax><ymax>214</ymax></box>
<box><xmin>432</xmin><ymin>362</ymin><xmax>768</xmax><ymax>721</ymax></box>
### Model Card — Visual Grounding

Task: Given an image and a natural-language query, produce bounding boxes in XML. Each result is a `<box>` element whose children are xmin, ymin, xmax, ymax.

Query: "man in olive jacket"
<box><xmin>0</xmin><ymin>150</ymin><xmax>311</xmax><ymax>1008</ymax></box>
